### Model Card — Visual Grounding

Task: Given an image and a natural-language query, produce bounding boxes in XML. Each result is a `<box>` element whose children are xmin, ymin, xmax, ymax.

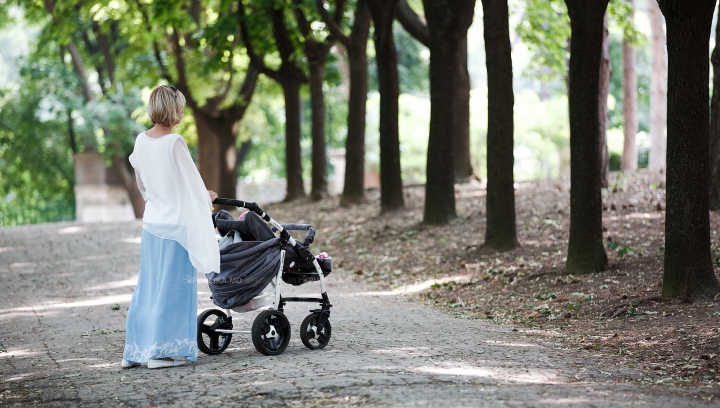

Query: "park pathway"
<box><xmin>0</xmin><ymin>221</ymin><xmax>715</xmax><ymax>406</ymax></box>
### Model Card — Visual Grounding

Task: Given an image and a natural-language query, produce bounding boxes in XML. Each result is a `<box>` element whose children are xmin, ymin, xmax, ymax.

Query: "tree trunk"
<box><xmin>621</xmin><ymin>0</ymin><xmax>638</xmax><ymax>172</ymax></box>
<box><xmin>482</xmin><ymin>0</ymin><xmax>518</xmax><ymax>247</ymax></box>
<box><xmin>309</xmin><ymin>59</ymin><xmax>329</xmax><ymax>201</ymax></box>
<box><xmin>194</xmin><ymin>111</ymin><xmax>238</xmax><ymax>200</ymax></box>
<box><xmin>709</xmin><ymin>4</ymin><xmax>720</xmax><ymax>210</ymax></box>
<box><xmin>341</xmin><ymin>2</ymin><xmax>372</xmax><ymax>206</ymax></box>
<box><xmin>455</xmin><ymin>37</ymin><xmax>474</xmax><ymax>182</ymax></box>
<box><xmin>564</xmin><ymin>0</ymin><xmax>609</xmax><ymax>274</ymax></box>
<box><xmin>422</xmin><ymin>0</ymin><xmax>475</xmax><ymax>225</ymax></box>
<box><xmin>648</xmin><ymin>0</ymin><xmax>667</xmax><ymax>173</ymax></box>
<box><xmin>282</xmin><ymin>80</ymin><xmax>307</xmax><ymax>201</ymax></box>
<box><xmin>368</xmin><ymin>0</ymin><xmax>405</xmax><ymax>212</ymax></box>
<box><xmin>112</xmin><ymin>157</ymin><xmax>145</xmax><ymax>218</ymax></box>
<box><xmin>658</xmin><ymin>0</ymin><xmax>720</xmax><ymax>301</ymax></box>
<box><xmin>599</xmin><ymin>13</ymin><xmax>610</xmax><ymax>188</ymax></box>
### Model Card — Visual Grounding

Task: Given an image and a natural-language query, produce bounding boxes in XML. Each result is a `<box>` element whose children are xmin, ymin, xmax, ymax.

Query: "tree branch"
<box><xmin>230</xmin><ymin>63</ymin><xmax>261</xmax><ymax>120</ymax></box>
<box><xmin>315</xmin><ymin>0</ymin><xmax>351</xmax><ymax>46</ymax></box>
<box><xmin>395</xmin><ymin>0</ymin><xmax>429</xmax><ymax>47</ymax></box>
<box><xmin>170</xmin><ymin>29</ymin><xmax>199</xmax><ymax>111</ymax></box>
<box><xmin>132</xmin><ymin>0</ymin><xmax>173</xmax><ymax>83</ymax></box>
<box><xmin>237</xmin><ymin>0</ymin><xmax>282</xmax><ymax>81</ymax></box>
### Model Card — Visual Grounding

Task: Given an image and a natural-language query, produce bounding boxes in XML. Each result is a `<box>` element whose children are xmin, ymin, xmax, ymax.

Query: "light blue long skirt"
<box><xmin>123</xmin><ymin>229</ymin><xmax>198</xmax><ymax>363</ymax></box>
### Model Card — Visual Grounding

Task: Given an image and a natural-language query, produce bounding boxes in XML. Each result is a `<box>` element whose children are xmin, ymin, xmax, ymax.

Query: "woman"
<box><xmin>121</xmin><ymin>85</ymin><xmax>220</xmax><ymax>369</ymax></box>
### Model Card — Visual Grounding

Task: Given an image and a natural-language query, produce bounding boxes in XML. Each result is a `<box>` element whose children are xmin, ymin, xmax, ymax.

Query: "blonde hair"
<box><xmin>148</xmin><ymin>85</ymin><xmax>186</xmax><ymax>127</ymax></box>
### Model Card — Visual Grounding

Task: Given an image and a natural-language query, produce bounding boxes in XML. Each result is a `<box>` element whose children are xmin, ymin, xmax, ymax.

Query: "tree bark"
<box><xmin>658</xmin><ymin>0</ymin><xmax>720</xmax><ymax>301</ymax></box>
<box><xmin>309</xmin><ymin>59</ymin><xmax>329</xmax><ymax>200</ymax></box>
<box><xmin>599</xmin><ymin>13</ymin><xmax>610</xmax><ymax>188</ymax></box>
<box><xmin>564</xmin><ymin>0</ymin><xmax>609</xmax><ymax>274</ymax></box>
<box><xmin>708</xmin><ymin>4</ymin><xmax>720</xmax><ymax>210</ymax></box>
<box><xmin>367</xmin><ymin>0</ymin><xmax>405</xmax><ymax>212</ymax></box>
<box><xmin>340</xmin><ymin>1</ymin><xmax>371</xmax><ymax>206</ymax></box>
<box><xmin>455</xmin><ymin>38</ymin><xmax>474</xmax><ymax>182</ymax></box>
<box><xmin>621</xmin><ymin>0</ymin><xmax>638</xmax><ymax>172</ymax></box>
<box><xmin>481</xmin><ymin>0</ymin><xmax>517</xmax><ymax>247</ymax></box>
<box><xmin>194</xmin><ymin>111</ymin><xmax>238</xmax><ymax>200</ymax></box>
<box><xmin>282</xmin><ymin>80</ymin><xmax>307</xmax><ymax>201</ymax></box>
<box><xmin>648</xmin><ymin>0</ymin><xmax>667</xmax><ymax>173</ymax></box>
<box><xmin>422</xmin><ymin>0</ymin><xmax>475</xmax><ymax>225</ymax></box>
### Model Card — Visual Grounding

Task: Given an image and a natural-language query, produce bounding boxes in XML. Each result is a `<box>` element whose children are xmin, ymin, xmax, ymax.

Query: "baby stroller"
<box><xmin>197</xmin><ymin>198</ymin><xmax>333</xmax><ymax>356</ymax></box>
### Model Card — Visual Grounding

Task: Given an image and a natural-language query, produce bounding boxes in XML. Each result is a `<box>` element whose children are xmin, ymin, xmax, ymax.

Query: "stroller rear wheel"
<box><xmin>197</xmin><ymin>309</ymin><xmax>233</xmax><ymax>355</ymax></box>
<box><xmin>251</xmin><ymin>310</ymin><xmax>291</xmax><ymax>356</ymax></box>
<box><xmin>300</xmin><ymin>313</ymin><xmax>332</xmax><ymax>350</ymax></box>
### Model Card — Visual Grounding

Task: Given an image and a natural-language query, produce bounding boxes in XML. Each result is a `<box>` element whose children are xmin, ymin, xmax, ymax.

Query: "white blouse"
<box><xmin>129</xmin><ymin>132</ymin><xmax>220</xmax><ymax>274</ymax></box>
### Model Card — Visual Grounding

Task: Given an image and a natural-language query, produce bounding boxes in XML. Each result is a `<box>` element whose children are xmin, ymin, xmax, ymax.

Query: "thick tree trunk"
<box><xmin>422</xmin><ymin>0</ymin><xmax>475</xmax><ymax>225</ymax></box>
<box><xmin>482</xmin><ymin>0</ymin><xmax>517</xmax><ymax>247</ymax></box>
<box><xmin>658</xmin><ymin>0</ymin><xmax>720</xmax><ymax>301</ymax></box>
<box><xmin>564</xmin><ymin>0</ymin><xmax>609</xmax><ymax>274</ymax></box>
<box><xmin>599</xmin><ymin>14</ymin><xmax>610</xmax><ymax>188</ymax></box>
<box><xmin>341</xmin><ymin>4</ymin><xmax>371</xmax><ymax>206</ymax></box>
<box><xmin>368</xmin><ymin>0</ymin><xmax>404</xmax><ymax>212</ymax></box>
<box><xmin>194</xmin><ymin>111</ymin><xmax>238</xmax><ymax>200</ymax></box>
<box><xmin>309</xmin><ymin>60</ymin><xmax>329</xmax><ymax>201</ymax></box>
<box><xmin>648</xmin><ymin>0</ymin><xmax>667</xmax><ymax>173</ymax></box>
<box><xmin>621</xmin><ymin>0</ymin><xmax>638</xmax><ymax>172</ymax></box>
<box><xmin>709</xmin><ymin>5</ymin><xmax>720</xmax><ymax>210</ymax></box>
<box><xmin>282</xmin><ymin>80</ymin><xmax>307</xmax><ymax>201</ymax></box>
<box><xmin>112</xmin><ymin>157</ymin><xmax>145</xmax><ymax>218</ymax></box>
<box><xmin>455</xmin><ymin>38</ymin><xmax>474</xmax><ymax>182</ymax></box>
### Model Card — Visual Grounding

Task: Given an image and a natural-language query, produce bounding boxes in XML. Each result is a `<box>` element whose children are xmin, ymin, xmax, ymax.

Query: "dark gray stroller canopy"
<box><xmin>206</xmin><ymin>237</ymin><xmax>282</xmax><ymax>310</ymax></box>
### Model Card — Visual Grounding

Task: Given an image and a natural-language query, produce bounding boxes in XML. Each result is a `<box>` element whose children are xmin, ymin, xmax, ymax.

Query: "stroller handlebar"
<box><xmin>214</xmin><ymin>198</ymin><xmax>315</xmax><ymax>246</ymax></box>
<box><xmin>213</xmin><ymin>198</ymin><xmax>264</xmax><ymax>216</ymax></box>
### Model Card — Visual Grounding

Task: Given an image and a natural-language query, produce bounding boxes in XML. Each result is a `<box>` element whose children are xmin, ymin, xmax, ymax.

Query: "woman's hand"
<box><xmin>208</xmin><ymin>190</ymin><xmax>218</xmax><ymax>203</ymax></box>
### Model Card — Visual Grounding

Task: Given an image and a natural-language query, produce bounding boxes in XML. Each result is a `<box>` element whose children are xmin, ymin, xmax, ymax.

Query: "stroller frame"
<box><xmin>198</xmin><ymin>198</ymin><xmax>332</xmax><ymax>356</ymax></box>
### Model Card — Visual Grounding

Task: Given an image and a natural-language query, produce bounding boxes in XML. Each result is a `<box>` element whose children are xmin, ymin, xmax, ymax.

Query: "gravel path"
<box><xmin>0</xmin><ymin>221</ymin><xmax>715</xmax><ymax>407</ymax></box>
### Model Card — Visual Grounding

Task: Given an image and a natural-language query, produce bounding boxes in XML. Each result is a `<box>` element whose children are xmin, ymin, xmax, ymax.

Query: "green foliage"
<box><xmin>0</xmin><ymin>90</ymin><xmax>75</xmax><ymax>226</ymax></box>
<box><xmin>515</xmin><ymin>0</ymin><xmax>570</xmax><ymax>82</ymax></box>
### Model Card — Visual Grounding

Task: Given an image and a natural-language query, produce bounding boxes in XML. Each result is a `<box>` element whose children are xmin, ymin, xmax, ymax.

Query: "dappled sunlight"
<box><xmin>482</xmin><ymin>340</ymin><xmax>541</xmax><ymax>348</ymax></box>
<box><xmin>120</xmin><ymin>237</ymin><xmax>141</xmax><ymax>244</ymax></box>
<box><xmin>413</xmin><ymin>362</ymin><xmax>563</xmax><ymax>384</ymax></box>
<box><xmin>1</xmin><ymin>349</ymin><xmax>42</xmax><ymax>358</ymax></box>
<box><xmin>0</xmin><ymin>246</ymin><xmax>19</xmax><ymax>253</ymax></box>
<box><xmin>57</xmin><ymin>226</ymin><xmax>86</xmax><ymax>234</ymax></box>
<box><xmin>605</xmin><ymin>212</ymin><xmax>662</xmax><ymax>221</ymax></box>
<box><xmin>85</xmin><ymin>277</ymin><xmax>137</xmax><ymax>291</ymax></box>
<box><xmin>0</xmin><ymin>294</ymin><xmax>131</xmax><ymax>314</ymax></box>
<box><xmin>346</xmin><ymin>275</ymin><xmax>471</xmax><ymax>296</ymax></box>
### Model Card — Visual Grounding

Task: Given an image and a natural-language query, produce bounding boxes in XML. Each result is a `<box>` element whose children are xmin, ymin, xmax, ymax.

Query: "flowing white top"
<box><xmin>129</xmin><ymin>132</ymin><xmax>220</xmax><ymax>274</ymax></box>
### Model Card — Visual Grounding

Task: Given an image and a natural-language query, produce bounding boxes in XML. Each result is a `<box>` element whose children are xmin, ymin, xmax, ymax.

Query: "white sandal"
<box><xmin>148</xmin><ymin>359</ymin><xmax>186</xmax><ymax>369</ymax></box>
<box><xmin>121</xmin><ymin>359</ymin><xmax>140</xmax><ymax>368</ymax></box>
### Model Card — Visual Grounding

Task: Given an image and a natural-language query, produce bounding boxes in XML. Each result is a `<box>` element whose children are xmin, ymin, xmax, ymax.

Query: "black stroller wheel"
<box><xmin>300</xmin><ymin>313</ymin><xmax>332</xmax><ymax>350</ymax></box>
<box><xmin>251</xmin><ymin>310</ymin><xmax>291</xmax><ymax>356</ymax></box>
<box><xmin>197</xmin><ymin>309</ymin><xmax>233</xmax><ymax>355</ymax></box>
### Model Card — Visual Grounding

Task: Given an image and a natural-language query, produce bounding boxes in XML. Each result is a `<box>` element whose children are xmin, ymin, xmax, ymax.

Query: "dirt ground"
<box><xmin>263</xmin><ymin>170</ymin><xmax>720</xmax><ymax>395</ymax></box>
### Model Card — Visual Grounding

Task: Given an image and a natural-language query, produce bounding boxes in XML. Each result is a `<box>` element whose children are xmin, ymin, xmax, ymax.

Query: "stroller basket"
<box><xmin>283</xmin><ymin>256</ymin><xmax>332</xmax><ymax>286</ymax></box>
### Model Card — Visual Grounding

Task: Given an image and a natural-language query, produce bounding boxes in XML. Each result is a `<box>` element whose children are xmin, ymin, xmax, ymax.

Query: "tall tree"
<box><xmin>709</xmin><ymin>4</ymin><xmax>720</xmax><ymax>210</ymax></box>
<box><xmin>647</xmin><ymin>0</ymin><xmax>666</xmax><ymax>173</ymax></box>
<box><xmin>599</xmin><ymin>13</ymin><xmax>610</xmax><ymax>188</ymax></box>
<box><xmin>563</xmin><ymin>0</ymin><xmax>609</xmax><ymax>274</ymax></box>
<box><xmin>657</xmin><ymin>0</ymin><xmax>720</xmax><ymax>301</ymax></box>
<box><xmin>481</xmin><ymin>0</ymin><xmax>517</xmax><ymax>247</ymax></box>
<box><xmin>134</xmin><ymin>0</ymin><xmax>260</xmax><ymax>201</ymax></box>
<box><xmin>240</xmin><ymin>0</ymin><xmax>308</xmax><ymax>201</ymax></box>
<box><xmin>421</xmin><ymin>0</ymin><xmax>476</xmax><ymax>224</ymax></box>
<box><xmin>394</xmin><ymin>0</ymin><xmax>473</xmax><ymax>183</ymax></box>
<box><xmin>621</xmin><ymin>0</ymin><xmax>638</xmax><ymax>171</ymax></box>
<box><xmin>366</xmin><ymin>0</ymin><xmax>404</xmax><ymax>212</ymax></box>
<box><xmin>316</xmin><ymin>0</ymin><xmax>372</xmax><ymax>206</ymax></box>
<box><xmin>293</xmin><ymin>0</ymin><xmax>343</xmax><ymax>201</ymax></box>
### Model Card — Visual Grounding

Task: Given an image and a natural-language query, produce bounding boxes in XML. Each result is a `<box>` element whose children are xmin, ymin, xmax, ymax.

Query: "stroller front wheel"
<box><xmin>251</xmin><ymin>309</ymin><xmax>291</xmax><ymax>356</ymax></box>
<box><xmin>197</xmin><ymin>309</ymin><xmax>233</xmax><ymax>355</ymax></box>
<box><xmin>300</xmin><ymin>313</ymin><xmax>332</xmax><ymax>350</ymax></box>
